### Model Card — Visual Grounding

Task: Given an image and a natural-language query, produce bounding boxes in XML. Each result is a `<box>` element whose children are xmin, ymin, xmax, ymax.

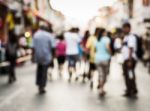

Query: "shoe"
<box><xmin>99</xmin><ymin>91</ymin><xmax>106</xmax><ymax>97</ymax></box>
<box><xmin>39</xmin><ymin>87</ymin><xmax>46</xmax><ymax>95</ymax></box>
<box><xmin>132</xmin><ymin>89</ymin><xmax>138</xmax><ymax>95</ymax></box>
<box><xmin>123</xmin><ymin>93</ymin><xmax>132</xmax><ymax>97</ymax></box>
<box><xmin>97</xmin><ymin>84</ymin><xmax>100</xmax><ymax>89</ymax></box>
<box><xmin>8</xmin><ymin>79</ymin><xmax>13</xmax><ymax>84</ymax></box>
<box><xmin>39</xmin><ymin>90</ymin><xmax>46</xmax><ymax>95</ymax></box>
<box><xmin>39</xmin><ymin>89</ymin><xmax>46</xmax><ymax>95</ymax></box>
<box><xmin>8</xmin><ymin>77</ymin><xmax>16</xmax><ymax>84</ymax></box>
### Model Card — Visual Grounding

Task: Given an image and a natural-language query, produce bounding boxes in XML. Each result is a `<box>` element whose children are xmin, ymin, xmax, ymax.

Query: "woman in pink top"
<box><xmin>56</xmin><ymin>34</ymin><xmax>66</xmax><ymax>77</ymax></box>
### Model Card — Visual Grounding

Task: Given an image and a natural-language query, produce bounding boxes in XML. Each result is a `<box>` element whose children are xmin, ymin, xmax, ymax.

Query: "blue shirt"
<box><xmin>33</xmin><ymin>30</ymin><xmax>56</xmax><ymax>65</ymax></box>
<box><xmin>95</xmin><ymin>36</ymin><xmax>111</xmax><ymax>63</ymax></box>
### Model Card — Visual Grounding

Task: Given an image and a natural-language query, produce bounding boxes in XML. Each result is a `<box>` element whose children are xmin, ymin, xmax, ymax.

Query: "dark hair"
<box><xmin>94</xmin><ymin>28</ymin><xmax>101</xmax><ymax>37</ymax></box>
<box><xmin>75</xmin><ymin>27</ymin><xmax>79</xmax><ymax>33</ymax></box>
<box><xmin>123</xmin><ymin>22</ymin><xmax>131</xmax><ymax>28</ymax></box>
<box><xmin>107</xmin><ymin>32</ymin><xmax>112</xmax><ymax>38</ymax></box>
<box><xmin>57</xmin><ymin>34</ymin><xmax>64</xmax><ymax>41</ymax></box>
<box><xmin>83</xmin><ymin>30</ymin><xmax>90</xmax><ymax>40</ymax></box>
<box><xmin>98</xmin><ymin>28</ymin><xmax>106</xmax><ymax>41</ymax></box>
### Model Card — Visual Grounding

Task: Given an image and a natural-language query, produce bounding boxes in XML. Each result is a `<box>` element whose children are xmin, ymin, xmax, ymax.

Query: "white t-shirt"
<box><xmin>64</xmin><ymin>32</ymin><xmax>81</xmax><ymax>55</ymax></box>
<box><xmin>122</xmin><ymin>34</ymin><xmax>137</xmax><ymax>61</ymax></box>
<box><xmin>114</xmin><ymin>38</ymin><xmax>122</xmax><ymax>50</ymax></box>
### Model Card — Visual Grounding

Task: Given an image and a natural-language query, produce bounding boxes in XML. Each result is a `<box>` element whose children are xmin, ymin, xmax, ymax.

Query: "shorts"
<box><xmin>57</xmin><ymin>56</ymin><xmax>66</xmax><ymax>65</ymax></box>
<box><xmin>97</xmin><ymin>61</ymin><xmax>110</xmax><ymax>82</ymax></box>
<box><xmin>89</xmin><ymin>62</ymin><xmax>96</xmax><ymax>71</ymax></box>
<box><xmin>67</xmin><ymin>55</ymin><xmax>79</xmax><ymax>67</ymax></box>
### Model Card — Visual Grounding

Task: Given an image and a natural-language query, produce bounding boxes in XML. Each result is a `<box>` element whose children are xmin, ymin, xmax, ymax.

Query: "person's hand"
<box><xmin>127</xmin><ymin>60</ymin><xmax>133</xmax><ymax>69</ymax></box>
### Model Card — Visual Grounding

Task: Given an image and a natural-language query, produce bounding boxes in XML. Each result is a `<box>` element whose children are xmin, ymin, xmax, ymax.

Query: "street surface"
<box><xmin>0</xmin><ymin>58</ymin><xmax>150</xmax><ymax>111</ymax></box>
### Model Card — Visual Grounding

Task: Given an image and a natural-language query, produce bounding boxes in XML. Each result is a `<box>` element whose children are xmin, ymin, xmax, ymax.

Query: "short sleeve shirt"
<box><xmin>122</xmin><ymin>34</ymin><xmax>137</xmax><ymax>61</ymax></box>
<box><xmin>95</xmin><ymin>36</ymin><xmax>111</xmax><ymax>63</ymax></box>
<box><xmin>86</xmin><ymin>35</ymin><xmax>97</xmax><ymax>63</ymax></box>
<box><xmin>64</xmin><ymin>32</ymin><xmax>80</xmax><ymax>55</ymax></box>
<box><xmin>33</xmin><ymin>30</ymin><xmax>56</xmax><ymax>65</ymax></box>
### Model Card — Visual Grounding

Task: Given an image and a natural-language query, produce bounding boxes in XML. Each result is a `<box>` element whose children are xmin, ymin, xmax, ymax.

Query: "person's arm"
<box><xmin>85</xmin><ymin>37</ymin><xmax>91</xmax><ymax>53</ymax></box>
<box><xmin>31</xmin><ymin>37</ymin><xmax>35</xmax><ymax>63</ymax></box>
<box><xmin>106</xmin><ymin>38</ymin><xmax>112</xmax><ymax>55</ymax></box>
<box><xmin>128</xmin><ymin>35</ymin><xmax>136</xmax><ymax>60</ymax></box>
<box><xmin>107</xmin><ymin>44</ymin><xmax>112</xmax><ymax>55</ymax></box>
<box><xmin>50</xmin><ymin>34</ymin><xmax>56</xmax><ymax>58</ymax></box>
<box><xmin>129</xmin><ymin>47</ymin><xmax>133</xmax><ymax>60</ymax></box>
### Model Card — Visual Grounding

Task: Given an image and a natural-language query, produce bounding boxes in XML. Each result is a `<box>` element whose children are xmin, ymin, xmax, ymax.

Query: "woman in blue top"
<box><xmin>95</xmin><ymin>28</ymin><xmax>112</xmax><ymax>97</ymax></box>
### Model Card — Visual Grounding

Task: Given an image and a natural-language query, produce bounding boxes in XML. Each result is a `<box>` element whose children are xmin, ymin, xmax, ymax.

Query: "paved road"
<box><xmin>0</xmin><ymin>59</ymin><xmax>150</xmax><ymax>111</ymax></box>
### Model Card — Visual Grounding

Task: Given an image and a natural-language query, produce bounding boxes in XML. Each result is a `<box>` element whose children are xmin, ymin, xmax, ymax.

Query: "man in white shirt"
<box><xmin>64</xmin><ymin>28</ymin><xmax>81</xmax><ymax>82</ymax></box>
<box><xmin>122</xmin><ymin>23</ymin><xmax>138</xmax><ymax>97</ymax></box>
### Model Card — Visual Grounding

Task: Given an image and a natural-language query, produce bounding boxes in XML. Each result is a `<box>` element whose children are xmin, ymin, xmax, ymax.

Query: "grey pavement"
<box><xmin>0</xmin><ymin>59</ymin><xmax>150</xmax><ymax>111</ymax></box>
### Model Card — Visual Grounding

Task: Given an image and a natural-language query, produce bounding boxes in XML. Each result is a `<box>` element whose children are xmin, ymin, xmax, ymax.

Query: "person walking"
<box><xmin>64</xmin><ymin>28</ymin><xmax>80</xmax><ymax>82</ymax></box>
<box><xmin>86</xmin><ymin>28</ymin><xmax>100</xmax><ymax>89</ymax></box>
<box><xmin>80</xmin><ymin>30</ymin><xmax>90</xmax><ymax>82</ymax></box>
<box><xmin>95</xmin><ymin>28</ymin><xmax>112</xmax><ymax>96</ymax></box>
<box><xmin>143</xmin><ymin>32</ymin><xmax>150</xmax><ymax>73</ymax></box>
<box><xmin>5</xmin><ymin>29</ymin><xmax>18</xmax><ymax>84</ymax></box>
<box><xmin>56</xmin><ymin>34</ymin><xmax>66</xmax><ymax>78</ymax></box>
<box><xmin>32</xmin><ymin>24</ymin><xmax>56</xmax><ymax>94</ymax></box>
<box><xmin>122</xmin><ymin>23</ymin><xmax>138</xmax><ymax>97</ymax></box>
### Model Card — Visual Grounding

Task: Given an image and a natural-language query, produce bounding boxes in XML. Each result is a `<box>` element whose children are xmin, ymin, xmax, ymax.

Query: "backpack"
<box><xmin>134</xmin><ymin>34</ymin><xmax>144</xmax><ymax>60</ymax></box>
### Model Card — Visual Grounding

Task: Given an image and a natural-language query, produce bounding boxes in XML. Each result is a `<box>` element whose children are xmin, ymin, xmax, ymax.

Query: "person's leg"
<box><xmin>123</xmin><ymin>61</ymin><xmax>131</xmax><ymax>96</ymax></box>
<box><xmin>57</xmin><ymin>56</ymin><xmax>62</xmax><ymax>78</ymax></box>
<box><xmin>67</xmin><ymin>56</ymin><xmax>73</xmax><ymax>82</ymax></box>
<box><xmin>8</xmin><ymin>64</ymin><xmax>13</xmax><ymax>83</ymax></box>
<box><xmin>36</xmin><ymin>64</ymin><xmax>45</xmax><ymax>93</ymax></box>
<box><xmin>89</xmin><ymin>63</ymin><xmax>95</xmax><ymax>89</ymax></box>
<box><xmin>97</xmin><ymin>63</ymin><xmax>102</xmax><ymax>89</ymax></box>
<box><xmin>98</xmin><ymin>62</ymin><xmax>109</xmax><ymax>96</ymax></box>
<box><xmin>48</xmin><ymin>60</ymin><xmax>54</xmax><ymax>80</ymax></box>
<box><xmin>75</xmin><ymin>55</ymin><xmax>81</xmax><ymax>81</ymax></box>
<box><xmin>131</xmin><ymin>60</ymin><xmax>138</xmax><ymax>95</ymax></box>
<box><xmin>36</xmin><ymin>64</ymin><xmax>42</xmax><ymax>86</ymax></box>
<box><xmin>8</xmin><ymin>60</ymin><xmax>16</xmax><ymax>83</ymax></box>
<box><xmin>37</xmin><ymin>64</ymin><xmax>48</xmax><ymax>94</ymax></box>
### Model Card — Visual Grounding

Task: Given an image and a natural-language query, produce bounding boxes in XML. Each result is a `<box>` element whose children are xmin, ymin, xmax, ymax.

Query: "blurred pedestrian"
<box><xmin>32</xmin><ymin>24</ymin><xmax>56</xmax><ymax>94</ymax></box>
<box><xmin>122</xmin><ymin>23</ymin><xmax>138</xmax><ymax>97</ymax></box>
<box><xmin>64</xmin><ymin>28</ymin><xmax>80</xmax><ymax>82</ymax></box>
<box><xmin>5</xmin><ymin>29</ymin><xmax>18</xmax><ymax>84</ymax></box>
<box><xmin>86</xmin><ymin>28</ymin><xmax>100</xmax><ymax>89</ymax></box>
<box><xmin>80</xmin><ymin>30</ymin><xmax>90</xmax><ymax>82</ymax></box>
<box><xmin>143</xmin><ymin>32</ymin><xmax>150</xmax><ymax>73</ymax></box>
<box><xmin>56</xmin><ymin>34</ymin><xmax>66</xmax><ymax>78</ymax></box>
<box><xmin>95</xmin><ymin>28</ymin><xmax>112</xmax><ymax>96</ymax></box>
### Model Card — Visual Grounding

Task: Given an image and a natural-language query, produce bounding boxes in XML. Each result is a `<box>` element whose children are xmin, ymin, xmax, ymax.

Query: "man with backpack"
<box><xmin>121</xmin><ymin>23</ymin><xmax>138</xmax><ymax>97</ymax></box>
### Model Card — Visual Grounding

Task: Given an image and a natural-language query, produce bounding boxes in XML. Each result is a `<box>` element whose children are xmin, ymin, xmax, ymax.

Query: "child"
<box><xmin>56</xmin><ymin>34</ymin><xmax>66</xmax><ymax>78</ymax></box>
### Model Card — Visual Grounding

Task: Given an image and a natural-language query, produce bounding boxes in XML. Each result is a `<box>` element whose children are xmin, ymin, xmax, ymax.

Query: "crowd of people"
<box><xmin>2</xmin><ymin>21</ymin><xmax>150</xmax><ymax>98</ymax></box>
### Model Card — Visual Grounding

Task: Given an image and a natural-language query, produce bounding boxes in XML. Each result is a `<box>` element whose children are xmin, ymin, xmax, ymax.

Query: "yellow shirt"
<box><xmin>86</xmin><ymin>35</ymin><xmax>97</xmax><ymax>63</ymax></box>
<box><xmin>6</xmin><ymin>12</ymin><xmax>15</xmax><ymax>30</ymax></box>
